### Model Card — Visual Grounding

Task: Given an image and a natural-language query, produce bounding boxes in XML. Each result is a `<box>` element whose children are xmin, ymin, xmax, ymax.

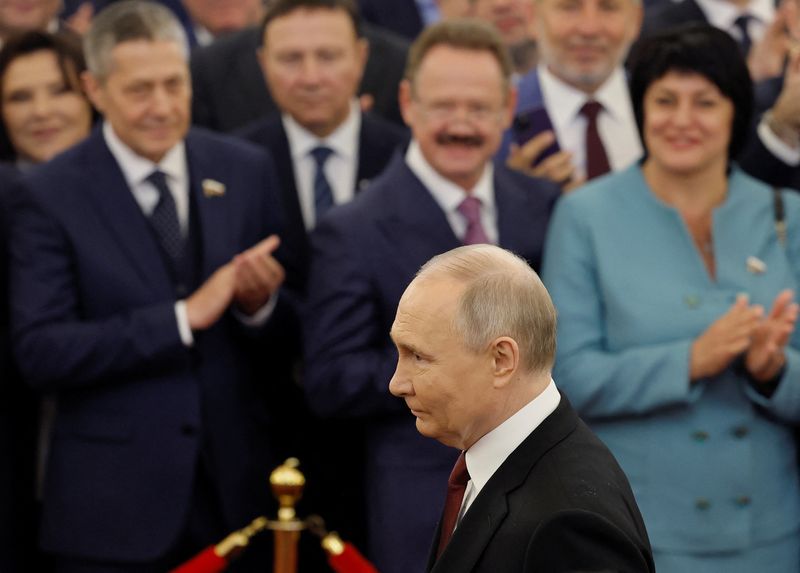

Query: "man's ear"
<box><xmin>398</xmin><ymin>79</ymin><xmax>414</xmax><ymax>128</ymax></box>
<box><xmin>491</xmin><ymin>336</ymin><xmax>519</xmax><ymax>389</ymax></box>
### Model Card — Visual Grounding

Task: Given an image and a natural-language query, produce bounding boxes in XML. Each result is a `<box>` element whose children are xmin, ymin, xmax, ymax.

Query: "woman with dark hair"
<box><xmin>0</xmin><ymin>29</ymin><xmax>94</xmax><ymax>571</ymax></box>
<box><xmin>543</xmin><ymin>24</ymin><xmax>800</xmax><ymax>572</ymax></box>
<box><xmin>0</xmin><ymin>29</ymin><xmax>94</xmax><ymax>165</ymax></box>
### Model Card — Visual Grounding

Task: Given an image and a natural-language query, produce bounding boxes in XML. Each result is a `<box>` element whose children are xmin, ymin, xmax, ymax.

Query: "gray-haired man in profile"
<box><xmin>390</xmin><ymin>244</ymin><xmax>655</xmax><ymax>573</ymax></box>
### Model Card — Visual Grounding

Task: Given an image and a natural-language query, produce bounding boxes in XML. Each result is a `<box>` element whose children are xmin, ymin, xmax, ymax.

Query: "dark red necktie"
<box><xmin>581</xmin><ymin>100</ymin><xmax>610</xmax><ymax>180</ymax></box>
<box><xmin>436</xmin><ymin>452</ymin><xmax>470</xmax><ymax>558</ymax></box>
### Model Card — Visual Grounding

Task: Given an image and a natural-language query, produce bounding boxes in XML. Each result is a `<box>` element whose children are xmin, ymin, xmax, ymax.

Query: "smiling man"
<box><xmin>503</xmin><ymin>0</ymin><xmax>643</xmax><ymax>187</ymax></box>
<box><xmin>9</xmin><ymin>2</ymin><xmax>289</xmax><ymax>570</ymax></box>
<box><xmin>389</xmin><ymin>244</ymin><xmax>655</xmax><ymax>573</ymax></box>
<box><xmin>303</xmin><ymin>19</ymin><xmax>559</xmax><ymax>573</ymax></box>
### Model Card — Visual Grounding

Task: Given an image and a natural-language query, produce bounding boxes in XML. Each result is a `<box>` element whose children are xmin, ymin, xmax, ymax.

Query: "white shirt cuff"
<box><xmin>232</xmin><ymin>289</ymin><xmax>279</xmax><ymax>327</ymax></box>
<box><xmin>758</xmin><ymin>118</ymin><xmax>800</xmax><ymax>166</ymax></box>
<box><xmin>174</xmin><ymin>300</ymin><xmax>194</xmax><ymax>347</ymax></box>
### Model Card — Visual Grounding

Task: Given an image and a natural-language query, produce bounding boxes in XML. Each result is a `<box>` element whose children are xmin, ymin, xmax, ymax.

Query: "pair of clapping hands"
<box><xmin>690</xmin><ymin>290</ymin><xmax>799</xmax><ymax>385</ymax></box>
<box><xmin>186</xmin><ymin>236</ymin><xmax>285</xmax><ymax>331</ymax></box>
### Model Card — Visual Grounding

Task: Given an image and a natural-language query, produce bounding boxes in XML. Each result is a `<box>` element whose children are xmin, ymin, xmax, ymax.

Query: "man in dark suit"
<box><xmin>190</xmin><ymin>12</ymin><xmax>409</xmax><ymax>132</ymax></box>
<box><xmin>389</xmin><ymin>244</ymin><xmax>655</xmax><ymax>573</ymax></box>
<box><xmin>304</xmin><ymin>19</ymin><xmax>559</xmax><ymax>573</ymax></box>
<box><xmin>237</xmin><ymin>0</ymin><xmax>407</xmax><ymax>552</ymax></box>
<box><xmin>8</xmin><ymin>2</ymin><xmax>288</xmax><ymax>570</ymax></box>
<box><xmin>501</xmin><ymin>0</ymin><xmax>643</xmax><ymax>189</ymax></box>
<box><xmin>240</xmin><ymin>0</ymin><xmax>407</xmax><ymax>287</ymax></box>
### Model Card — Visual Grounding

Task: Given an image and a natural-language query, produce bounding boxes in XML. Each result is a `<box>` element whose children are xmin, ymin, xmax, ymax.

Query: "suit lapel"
<box><xmin>82</xmin><ymin>131</ymin><xmax>173</xmax><ymax>295</ymax></box>
<box><xmin>375</xmin><ymin>156</ymin><xmax>461</xmax><ymax>275</ymax></box>
<box><xmin>430</xmin><ymin>397</ymin><xmax>580</xmax><ymax>573</ymax></box>
<box><xmin>185</xmin><ymin>132</ymin><xmax>234</xmax><ymax>279</ymax></box>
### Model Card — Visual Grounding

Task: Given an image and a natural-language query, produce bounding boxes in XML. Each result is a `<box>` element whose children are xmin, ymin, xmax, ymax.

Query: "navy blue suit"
<box><xmin>303</xmin><ymin>153</ymin><xmax>559</xmax><ymax>573</ymax></box>
<box><xmin>8</xmin><ymin>127</ymin><xmax>286</xmax><ymax>563</ymax></box>
<box><xmin>239</xmin><ymin>112</ymin><xmax>408</xmax><ymax>289</ymax></box>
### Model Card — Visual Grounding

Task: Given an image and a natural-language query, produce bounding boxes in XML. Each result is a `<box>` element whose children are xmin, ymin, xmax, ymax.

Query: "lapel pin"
<box><xmin>202</xmin><ymin>179</ymin><xmax>226</xmax><ymax>198</ymax></box>
<box><xmin>746</xmin><ymin>256</ymin><xmax>766</xmax><ymax>275</ymax></box>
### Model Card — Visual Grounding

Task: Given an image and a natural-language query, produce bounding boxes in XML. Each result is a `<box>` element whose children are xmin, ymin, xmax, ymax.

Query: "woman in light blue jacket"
<box><xmin>543</xmin><ymin>25</ymin><xmax>800</xmax><ymax>572</ymax></box>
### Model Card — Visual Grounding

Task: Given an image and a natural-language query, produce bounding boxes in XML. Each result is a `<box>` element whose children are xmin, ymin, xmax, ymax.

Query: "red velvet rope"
<box><xmin>327</xmin><ymin>542</ymin><xmax>379</xmax><ymax>573</ymax></box>
<box><xmin>169</xmin><ymin>546</ymin><xmax>228</xmax><ymax>573</ymax></box>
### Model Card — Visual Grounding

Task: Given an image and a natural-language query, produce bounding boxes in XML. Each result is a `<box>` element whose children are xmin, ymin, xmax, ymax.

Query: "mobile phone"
<box><xmin>511</xmin><ymin>105</ymin><xmax>560</xmax><ymax>167</ymax></box>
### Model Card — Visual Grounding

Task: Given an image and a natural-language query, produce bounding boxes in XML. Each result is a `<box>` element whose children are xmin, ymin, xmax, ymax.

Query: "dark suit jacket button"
<box><xmin>735</xmin><ymin>495</ymin><xmax>752</xmax><ymax>507</ymax></box>
<box><xmin>181</xmin><ymin>424</ymin><xmax>198</xmax><ymax>436</ymax></box>
<box><xmin>732</xmin><ymin>425</ymin><xmax>749</xmax><ymax>438</ymax></box>
<box><xmin>695</xmin><ymin>498</ymin><xmax>711</xmax><ymax>510</ymax></box>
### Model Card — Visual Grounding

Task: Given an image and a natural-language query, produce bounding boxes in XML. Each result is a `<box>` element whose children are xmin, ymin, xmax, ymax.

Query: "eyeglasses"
<box><xmin>414</xmin><ymin>99</ymin><xmax>505</xmax><ymax>123</ymax></box>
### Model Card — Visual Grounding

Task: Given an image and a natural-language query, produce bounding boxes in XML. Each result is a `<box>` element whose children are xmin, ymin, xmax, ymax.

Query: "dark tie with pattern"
<box><xmin>436</xmin><ymin>451</ymin><xmax>470</xmax><ymax>558</ymax></box>
<box><xmin>310</xmin><ymin>146</ymin><xmax>335</xmax><ymax>220</ymax></box>
<box><xmin>457</xmin><ymin>196</ymin><xmax>490</xmax><ymax>245</ymax></box>
<box><xmin>733</xmin><ymin>14</ymin><xmax>753</xmax><ymax>56</ymax></box>
<box><xmin>146</xmin><ymin>170</ymin><xmax>184</xmax><ymax>270</ymax></box>
<box><xmin>580</xmin><ymin>100</ymin><xmax>611</xmax><ymax>180</ymax></box>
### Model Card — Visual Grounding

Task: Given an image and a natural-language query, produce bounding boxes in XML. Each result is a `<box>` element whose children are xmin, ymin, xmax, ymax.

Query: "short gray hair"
<box><xmin>417</xmin><ymin>245</ymin><xmax>557</xmax><ymax>374</ymax></box>
<box><xmin>84</xmin><ymin>0</ymin><xmax>188</xmax><ymax>81</ymax></box>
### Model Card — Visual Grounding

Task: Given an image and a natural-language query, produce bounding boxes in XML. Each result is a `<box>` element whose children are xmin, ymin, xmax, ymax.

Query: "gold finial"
<box><xmin>270</xmin><ymin>458</ymin><xmax>306</xmax><ymax>522</ymax></box>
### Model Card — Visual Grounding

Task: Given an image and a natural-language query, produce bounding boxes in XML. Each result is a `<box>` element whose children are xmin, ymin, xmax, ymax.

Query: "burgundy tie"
<box><xmin>580</xmin><ymin>100</ymin><xmax>610</xmax><ymax>180</ymax></box>
<box><xmin>457</xmin><ymin>196</ymin><xmax>490</xmax><ymax>245</ymax></box>
<box><xmin>436</xmin><ymin>452</ymin><xmax>470</xmax><ymax>558</ymax></box>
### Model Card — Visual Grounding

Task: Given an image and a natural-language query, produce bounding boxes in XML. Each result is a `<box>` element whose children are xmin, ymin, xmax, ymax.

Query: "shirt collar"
<box><xmin>404</xmin><ymin>140</ymin><xmax>495</xmax><ymax>213</ymax></box>
<box><xmin>102</xmin><ymin>121</ymin><xmax>186</xmax><ymax>187</ymax></box>
<box><xmin>695</xmin><ymin>0</ymin><xmax>774</xmax><ymax>29</ymax></box>
<box><xmin>465</xmin><ymin>380</ymin><xmax>561</xmax><ymax>494</ymax></box>
<box><xmin>538</xmin><ymin>64</ymin><xmax>632</xmax><ymax>128</ymax></box>
<box><xmin>283</xmin><ymin>99</ymin><xmax>361</xmax><ymax>162</ymax></box>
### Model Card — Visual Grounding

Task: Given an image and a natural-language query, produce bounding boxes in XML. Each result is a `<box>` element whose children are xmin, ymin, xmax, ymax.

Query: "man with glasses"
<box><xmin>303</xmin><ymin>19</ymin><xmax>559</xmax><ymax>573</ymax></box>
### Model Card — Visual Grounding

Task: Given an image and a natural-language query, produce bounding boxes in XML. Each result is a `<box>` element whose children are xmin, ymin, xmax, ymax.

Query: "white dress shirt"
<box><xmin>695</xmin><ymin>0</ymin><xmax>774</xmax><ymax>45</ymax></box>
<box><xmin>457</xmin><ymin>381</ymin><xmax>561</xmax><ymax>526</ymax></box>
<box><xmin>283</xmin><ymin>100</ymin><xmax>361</xmax><ymax>230</ymax></box>
<box><xmin>404</xmin><ymin>140</ymin><xmax>499</xmax><ymax>244</ymax></box>
<box><xmin>538</xmin><ymin>65</ymin><xmax>643</xmax><ymax>180</ymax></box>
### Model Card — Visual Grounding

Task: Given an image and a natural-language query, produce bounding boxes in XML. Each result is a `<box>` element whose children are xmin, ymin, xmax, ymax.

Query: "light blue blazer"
<box><xmin>542</xmin><ymin>164</ymin><xmax>800</xmax><ymax>556</ymax></box>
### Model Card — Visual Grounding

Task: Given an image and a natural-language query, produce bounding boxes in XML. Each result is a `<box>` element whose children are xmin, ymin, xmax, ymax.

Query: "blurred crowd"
<box><xmin>2</xmin><ymin>0</ymin><xmax>800</xmax><ymax>571</ymax></box>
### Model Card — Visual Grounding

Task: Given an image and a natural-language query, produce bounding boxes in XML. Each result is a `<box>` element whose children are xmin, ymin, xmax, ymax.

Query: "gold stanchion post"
<box><xmin>270</xmin><ymin>458</ymin><xmax>306</xmax><ymax>573</ymax></box>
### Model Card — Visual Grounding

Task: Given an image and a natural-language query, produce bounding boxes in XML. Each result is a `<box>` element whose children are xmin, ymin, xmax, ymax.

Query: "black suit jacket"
<box><xmin>639</xmin><ymin>0</ymin><xmax>708</xmax><ymax>39</ymax></box>
<box><xmin>236</xmin><ymin>112</ymin><xmax>406</xmax><ymax>558</ymax></box>
<box><xmin>9</xmin><ymin>128</ymin><xmax>286</xmax><ymax>561</ymax></box>
<box><xmin>737</xmin><ymin>76</ymin><xmax>800</xmax><ymax>190</ymax></box>
<box><xmin>0</xmin><ymin>163</ymin><xmax>38</xmax><ymax>572</ymax></box>
<box><xmin>191</xmin><ymin>24</ymin><xmax>409</xmax><ymax>133</ymax></box>
<box><xmin>428</xmin><ymin>396</ymin><xmax>655</xmax><ymax>573</ymax></box>
<box><xmin>238</xmin><ymin>112</ymin><xmax>408</xmax><ymax>289</ymax></box>
<box><xmin>358</xmin><ymin>0</ymin><xmax>424</xmax><ymax>40</ymax></box>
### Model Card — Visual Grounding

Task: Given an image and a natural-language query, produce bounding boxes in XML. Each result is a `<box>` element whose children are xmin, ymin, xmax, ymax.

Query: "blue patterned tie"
<box><xmin>146</xmin><ymin>170</ymin><xmax>184</xmax><ymax>267</ymax></box>
<box><xmin>310</xmin><ymin>146</ymin><xmax>335</xmax><ymax>220</ymax></box>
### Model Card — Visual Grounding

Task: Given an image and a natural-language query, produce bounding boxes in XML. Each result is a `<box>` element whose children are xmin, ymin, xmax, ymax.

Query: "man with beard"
<box><xmin>502</xmin><ymin>0</ymin><xmax>643</xmax><ymax>189</ymax></box>
<box><xmin>303</xmin><ymin>19</ymin><xmax>559</xmax><ymax>573</ymax></box>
